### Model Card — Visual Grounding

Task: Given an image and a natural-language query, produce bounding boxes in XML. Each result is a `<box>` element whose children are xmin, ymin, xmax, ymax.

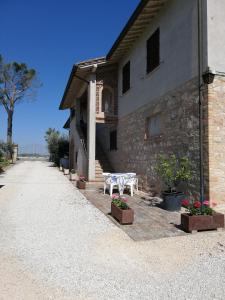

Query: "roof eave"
<box><xmin>59</xmin><ymin>65</ymin><xmax>78</xmax><ymax>110</ymax></box>
<box><xmin>63</xmin><ymin>118</ymin><xmax>70</xmax><ymax>129</ymax></box>
<box><xmin>106</xmin><ymin>0</ymin><xmax>148</xmax><ymax>60</ymax></box>
<box><xmin>59</xmin><ymin>57</ymin><xmax>107</xmax><ymax>110</ymax></box>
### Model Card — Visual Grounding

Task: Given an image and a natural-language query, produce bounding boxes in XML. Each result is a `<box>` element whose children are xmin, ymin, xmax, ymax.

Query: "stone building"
<box><xmin>59</xmin><ymin>0</ymin><xmax>225</xmax><ymax>203</ymax></box>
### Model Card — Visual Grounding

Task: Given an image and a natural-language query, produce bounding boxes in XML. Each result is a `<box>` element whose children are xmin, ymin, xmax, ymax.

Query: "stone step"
<box><xmin>95</xmin><ymin>160</ymin><xmax>111</xmax><ymax>165</ymax></box>
<box><xmin>89</xmin><ymin>178</ymin><xmax>104</xmax><ymax>183</ymax></box>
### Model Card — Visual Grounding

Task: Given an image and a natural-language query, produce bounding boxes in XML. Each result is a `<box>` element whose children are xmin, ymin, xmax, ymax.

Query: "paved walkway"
<box><xmin>1</xmin><ymin>161</ymin><xmax>225</xmax><ymax>299</ymax></box>
<box><xmin>81</xmin><ymin>189</ymin><xmax>187</xmax><ymax>241</ymax></box>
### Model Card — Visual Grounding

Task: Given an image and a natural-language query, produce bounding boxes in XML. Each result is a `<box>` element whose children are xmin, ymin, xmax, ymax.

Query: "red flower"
<box><xmin>194</xmin><ymin>201</ymin><xmax>201</xmax><ymax>208</ymax></box>
<box><xmin>182</xmin><ymin>199</ymin><xmax>189</xmax><ymax>207</ymax></box>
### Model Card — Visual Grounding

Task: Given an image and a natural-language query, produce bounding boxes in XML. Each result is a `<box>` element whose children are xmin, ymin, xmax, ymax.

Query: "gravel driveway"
<box><xmin>0</xmin><ymin>161</ymin><xmax>225</xmax><ymax>299</ymax></box>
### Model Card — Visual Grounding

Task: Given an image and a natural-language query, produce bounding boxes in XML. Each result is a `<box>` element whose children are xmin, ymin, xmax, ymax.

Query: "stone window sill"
<box><xmin>144</xmin><ymin>61</ymin><xmax>164</xmax><ymax>79</ymax></box>
<box><xmin>145</xmin><ymin>134</ymin><xmax>163</xmax><ymax>142</ymax></box>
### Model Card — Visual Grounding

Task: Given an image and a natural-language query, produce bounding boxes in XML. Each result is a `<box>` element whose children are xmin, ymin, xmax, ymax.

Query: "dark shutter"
<box><xmin>110</xmin><ymin>130</ymin><xmax>117</xmax><ymax>151</ymax></box>
<box><xmin>122</xmin><ymin>61</ymin><xmax>130</xmax><ymax>94</ymax></box>
<box><xmin>147</xmin><ymin>28</ymin><xmax>160</xmax><ymax>73</ymax></box>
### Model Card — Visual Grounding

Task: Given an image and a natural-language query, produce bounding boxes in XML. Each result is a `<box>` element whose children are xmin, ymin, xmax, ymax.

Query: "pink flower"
<box><xmin>194</xmin><ymin>201</ymin><xmax>201</xmax><ymax>209</ymax></box>
<box><xmin>212</xmin><ymin>201</ymin><xmax>217</xmax><ymax>207</ymax></box>
<box><xmin>112</xmin><ymin>194</ymin><xmax>119</xmax><ymax>199</ymax></box>
<box><xmin>182</xmin><ymin>199</ymin><xmax>189</xmax><ymax>207</ymax></box>
<box><xmin>203</xmin><ymin>200</ymin><xmax>210</xmax><ymax>206</ymax></box>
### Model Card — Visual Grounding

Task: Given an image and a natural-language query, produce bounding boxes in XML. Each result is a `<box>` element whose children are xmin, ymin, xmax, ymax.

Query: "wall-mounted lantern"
<box><xmin>202</xmin><ymin>68</ymin><xmax>216</xmax><ymax>85</ymax></box>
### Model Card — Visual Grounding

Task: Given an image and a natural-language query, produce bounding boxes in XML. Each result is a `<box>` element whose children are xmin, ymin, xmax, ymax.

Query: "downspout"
<box><xmin>198</xmin><ymin>0</ymin><xmax>204</xmax><ymax>205</ymax></box>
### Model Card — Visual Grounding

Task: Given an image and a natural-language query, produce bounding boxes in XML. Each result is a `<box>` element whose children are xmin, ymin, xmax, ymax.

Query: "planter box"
<box><xmin>181</xmin><ymin>213</ymin><xmax>224</xmax><ymax>233</ymax></box>
<box><xmin>111</xmin><ymin>203</ymin><xmax>134</xmax><ymax>225</ymax></box>
<box><xmin>77</xmin><ymin>180</ymin><xmax>86</xmax><ymax>189</ymax></box>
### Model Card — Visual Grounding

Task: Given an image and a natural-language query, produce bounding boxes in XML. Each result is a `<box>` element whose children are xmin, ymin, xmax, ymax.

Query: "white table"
<box><xmin>103</xmin><ymin>173</ymin><xmax>137</xmax><ymax>195</ymax></box>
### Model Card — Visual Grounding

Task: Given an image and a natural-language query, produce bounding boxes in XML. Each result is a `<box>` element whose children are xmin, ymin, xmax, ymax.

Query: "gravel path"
<box><xmin>0</xmin><ymin>161</ymin><xmax>225</xmax><ymax>299</ymax></box>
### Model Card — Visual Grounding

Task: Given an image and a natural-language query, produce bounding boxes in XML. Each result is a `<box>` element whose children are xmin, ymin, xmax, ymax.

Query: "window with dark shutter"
<box><xmin>122</xmin><ymin>61</ymin><xmax>130</xmax><ymax>94</ymax></box>
<box><xmin>70</xmin><ymin>108</ymin><xmax>75</xmax><ymax>119</ymax></box>
<box><xmin>147</xmin><ymin>28</ymin><xmax>160</xmax><ymax>74</ymax></box>
<box><xmin>110</xmin><ymin>130</ymin><xmax>117</xmax><ymax>151</ymax></box>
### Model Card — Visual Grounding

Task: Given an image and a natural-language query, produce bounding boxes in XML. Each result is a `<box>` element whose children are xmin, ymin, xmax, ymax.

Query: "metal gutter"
<box><xmin>198</xmin><ymin>0</ymin><xmax>204</xmax><ymax>204</ymax></box>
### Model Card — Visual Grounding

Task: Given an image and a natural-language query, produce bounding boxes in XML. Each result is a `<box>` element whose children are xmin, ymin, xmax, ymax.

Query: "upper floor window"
<box><xmin>122</xmin><ymin>61</ymin><xmax>130</xmax><ymax>94</ymax></box>
<box><xmin>110</xmin><ymin>130</ymin><xmax>117</xmax><ymax>151</ymax></box>
<box><xmin>147</xmin><ymin>28</ymin><xmax>160</xmax><ymax>74</ymax></box>
<box><xmin>102</xmin><ymin>88</ymin><xmax>113</xmax><ymax>114</ymax></box>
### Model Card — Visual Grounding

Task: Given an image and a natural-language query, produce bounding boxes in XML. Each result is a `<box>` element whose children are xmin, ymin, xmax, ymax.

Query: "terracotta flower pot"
<box><xmin>70</xmin><ymin>173</ymin><xmax>78</xmax><ymax>181</ymax></box>
<box><xmin>64</xmin><ymin>169</ymin><xmax>69</xmax><ymax>175</ymax></box>
<box><xmin>77</xmin><ymin>180</ymin><xmax>86</xmax><ymax>189</ymax></box>
<box><xmin>111</xmin><ymin>203</ymin><xmax>134</xmax><ymax>225</ymax></box>
<box><xmin>181</xmin><ymin>213</ymin><xmax>224</xmax><ymax>233</ymax></box>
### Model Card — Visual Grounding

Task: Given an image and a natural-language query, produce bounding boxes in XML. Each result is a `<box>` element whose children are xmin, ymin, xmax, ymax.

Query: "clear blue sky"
<box><xmin>0</xmin><ymin>0</ymin><xmax>139</xmax><ymax>153</ymax></box>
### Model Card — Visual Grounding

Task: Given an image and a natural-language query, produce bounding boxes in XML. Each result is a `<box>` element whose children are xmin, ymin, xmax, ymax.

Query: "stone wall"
<box><xmin>204</xmin><ymin>75</ymin><xmax>225</xmax><ymax>204</ymax></box>
<box><xmin>108</xmin><ymin>78</ymin><xmax>201</xmax><ymax>197</ymax></box>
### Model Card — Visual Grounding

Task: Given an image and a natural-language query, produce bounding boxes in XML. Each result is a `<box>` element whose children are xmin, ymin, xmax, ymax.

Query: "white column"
<box><xmin>87</xmin><ymin>73</ymin><xmax>96</xmax><ymax>181</ymax></box>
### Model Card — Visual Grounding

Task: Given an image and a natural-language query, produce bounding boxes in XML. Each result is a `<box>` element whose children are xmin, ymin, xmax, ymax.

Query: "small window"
<box><xmin>147</xmin><ymin>115</ymin><xmax>161</xmax><ymax>137</ymax></box>
<box><xmin>110</xmin><ymin>130</ymin><xmax>117</xmax><ymax>151</ymax></box>
<box><xmin>122</xmin><ymin>61</ymin><xmax>130</xmax><ymax>94</ymax></box>
<box><xmin>147</xmin><ymin>28</ymin><xmax>160</xmax><ymax>74</ymax></box>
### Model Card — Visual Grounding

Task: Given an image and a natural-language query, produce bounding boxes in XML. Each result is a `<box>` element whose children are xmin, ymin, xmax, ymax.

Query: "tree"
<box><xmin>44</xmin><ymin>128</ymin><xmax>60</xmax><ymax>143</ymax></box>
<box><xmin>0</xmin><ymin>54</ymin><xmax>38</xmax><ymax>144</ymax></box>
<box><xmin>45</xmin><ymin>128</ymin><xmax>69</xmax><ymax>165</ymax></box>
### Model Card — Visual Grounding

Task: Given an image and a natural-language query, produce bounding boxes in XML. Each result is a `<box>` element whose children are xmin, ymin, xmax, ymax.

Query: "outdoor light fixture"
<box><xmin>202</xmin><ymin>68</ymin><xmax>216</xmax><ymax>85</ymax></box>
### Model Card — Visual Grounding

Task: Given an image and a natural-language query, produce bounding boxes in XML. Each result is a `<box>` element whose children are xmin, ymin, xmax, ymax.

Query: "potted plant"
<box><xmin>111</xmin><ymin>195</ymin><xmax>134</xmax><ymax>225</ymax></box>
<box><xmin>70</xmin><ymin>169</ymin><xmax>78</xmax><ymax>181</ymax></box>
<box><xmin>64</xmin><ymin>168</ymin><xmax>69</xmax><ymax>175</ymax></box>
<box><xmin>156</xmin><ymin>155</ymin><xmax>192</xmax><ymax>211</ymax></box>
<box><xmin>181</xmin><ymin>199</ymin><xmax>224</xmax><ymax>233</ymax></box>
<box><xmin>77</xmin><ymin>176</ymin><xmax>86</xmax><ymax>189</ymax></box>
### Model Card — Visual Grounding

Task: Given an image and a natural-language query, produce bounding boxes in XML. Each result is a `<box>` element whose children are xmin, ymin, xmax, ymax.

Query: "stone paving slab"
<box><xmin>80</xmin><ymin>187</ymin><xmax>187</xmax><ymax>241</ymax></box>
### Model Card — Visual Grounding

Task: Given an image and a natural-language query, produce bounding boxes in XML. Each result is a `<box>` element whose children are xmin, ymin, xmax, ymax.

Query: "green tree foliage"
<box><xmin>45</xmin><ymin>128</ymin><xmax>69</xmax><ymax>165</ymax></box>
<box><xmin>0</xmin><ymin>54</ymin><xmax>38</xmax><ymax>145</ymax></box>
<box><xmin>155</xmin><ymin>154</ymin><xmax>192</xmax><ymax>193</ymax></box>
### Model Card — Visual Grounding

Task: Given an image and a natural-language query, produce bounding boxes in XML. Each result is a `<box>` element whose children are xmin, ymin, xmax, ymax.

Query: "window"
<box><xmin>110</xmin><ymin>130</ymin><xmax>117</xmax><ymax>151</ymax></box>
<box><xmin>147</xmin><ymin>28</ymin><xmax>160</xmax><ymax>73</ymax></box>
<box><xmin>147</xmin><ymin>115</ymin><xmax>161</xmax><ymax>137</ymax></box>
<box><xmin>102</xmin><ymin>88</ymin><xmax>113</xmax><ymax>114</ymax></box>
<box><xmin>70</xmin><ymin>108</ymin><xmax>75</xmax><ymax>119</ymax></box>
<box><xmin>122</xmin><ymin>61</ymin><xmax>130</xmax><ymax>94</ymax></box>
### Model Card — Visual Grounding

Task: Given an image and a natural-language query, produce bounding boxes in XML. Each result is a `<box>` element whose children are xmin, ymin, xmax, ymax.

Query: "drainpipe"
<box><xmin>198</xmin><ymin>0</ymin><xmax>204</xmax><ymax>205</ymax></box>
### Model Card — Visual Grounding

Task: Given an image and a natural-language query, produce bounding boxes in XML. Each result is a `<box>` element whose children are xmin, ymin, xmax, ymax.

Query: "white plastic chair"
<box><xmin>103</xmin><ymin>175</ymin><xmax>121</xmax><ymax>197</ymax></box>
<box><xmin>124</xmin><ymin>175</ymin><xmax>138</xmax><ymax>197</ymax></box>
